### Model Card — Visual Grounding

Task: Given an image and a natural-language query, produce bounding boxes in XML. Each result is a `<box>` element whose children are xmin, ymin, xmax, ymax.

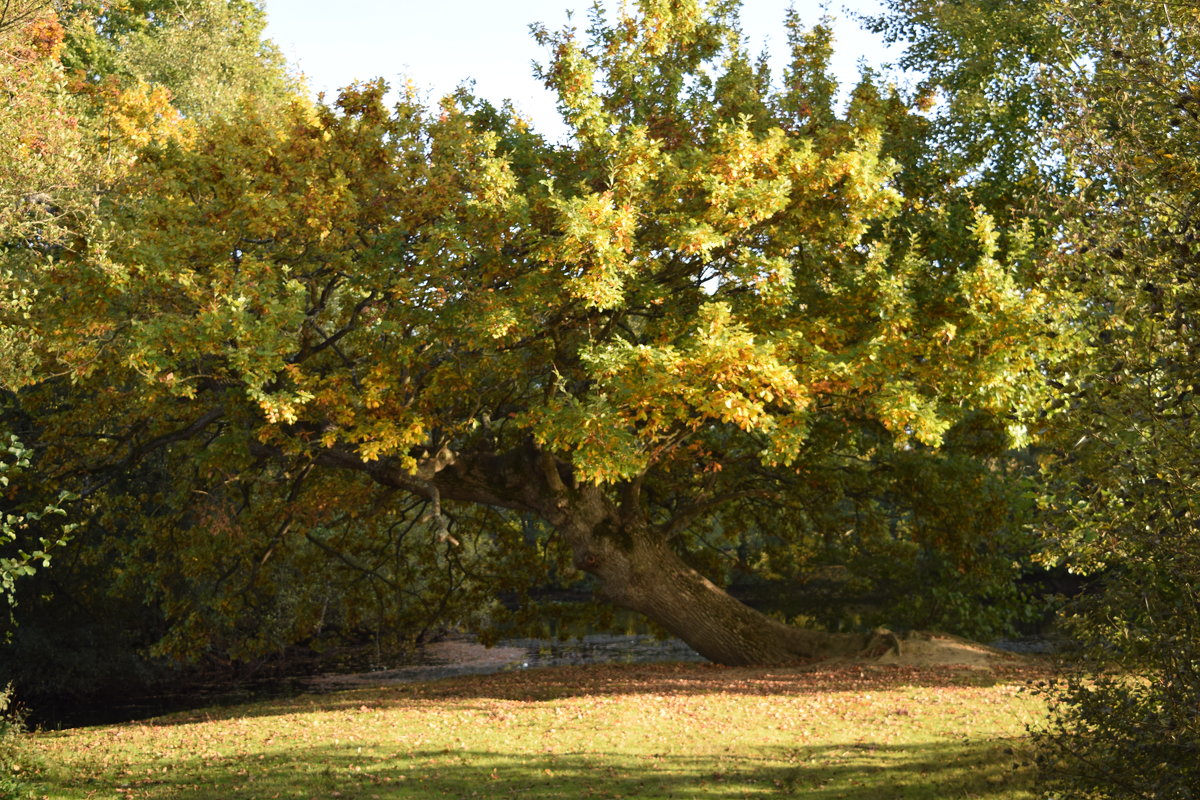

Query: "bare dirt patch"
<box><xmin>869</xmin><ymin>630</ymin><xmax>1032</xmax><ymax>669</ymax></box>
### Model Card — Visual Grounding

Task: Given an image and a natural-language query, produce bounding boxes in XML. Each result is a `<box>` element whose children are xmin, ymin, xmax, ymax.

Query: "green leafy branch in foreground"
<box><xmin>0</xmin><ymin>433</ymin><xmax>73</xmax><ymax>620</ymax></box>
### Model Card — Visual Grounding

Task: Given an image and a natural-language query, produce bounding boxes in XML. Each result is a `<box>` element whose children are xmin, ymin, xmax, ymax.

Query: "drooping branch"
<box><xmin>660</xmin><ymin>487</ymin><xmax>774</xmax><ymax>538</ymax></box>
<box><xmin>307</xmin><ymin>442</ymin><xmax>530</xmax><ymax>516</ymax></box>
<box><xmin>61</xmin><ymin>406</ymin><xmax>227</xmax><ymax>497</ymax></box>
<box><xmin>132</xmin><ymin>406</ymin><xmax>226</xmax><ymax>456</ymax></box>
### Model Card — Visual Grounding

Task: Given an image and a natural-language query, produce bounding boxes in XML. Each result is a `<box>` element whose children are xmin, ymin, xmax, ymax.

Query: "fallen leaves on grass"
<box><xmin>26</xmin><ymin>661</ymin><xmax>1052</xmax><ymax>800</ymax></box>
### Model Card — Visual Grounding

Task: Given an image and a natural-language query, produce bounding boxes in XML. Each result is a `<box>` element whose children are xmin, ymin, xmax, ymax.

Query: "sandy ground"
<box><xmin>871</xmin><ymin>631</ymin><xmax>1030</xmax><ymax>668</ymax></box>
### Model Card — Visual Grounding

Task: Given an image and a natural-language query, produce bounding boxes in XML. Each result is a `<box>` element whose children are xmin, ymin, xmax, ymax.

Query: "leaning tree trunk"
<box><xmin>359</xmin><ymin>444</ymin><xmax>901</xmax><ymax>667</ymax></box>
<box><xmin>556</xmin><ymin>495</ymin><xmax>893</xmax><ymax>666</ymax></box>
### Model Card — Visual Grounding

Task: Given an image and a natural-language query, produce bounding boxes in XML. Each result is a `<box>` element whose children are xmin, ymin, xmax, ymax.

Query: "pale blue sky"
<box><xmin>263</xmin><ymin>1</ymin><xmax>902</xmax><ymax>136</ymax></box>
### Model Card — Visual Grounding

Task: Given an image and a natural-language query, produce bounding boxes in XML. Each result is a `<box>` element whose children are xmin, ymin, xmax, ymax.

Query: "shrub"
<box><xmin>1031</xmin><ymin>561</ymin><xmax>1200</xmax><ymax>799</ymax></box>
<box><xmin>0</xmin><ymin>684</ymin><xmax>32</xmax><ymax>800</ymax></box>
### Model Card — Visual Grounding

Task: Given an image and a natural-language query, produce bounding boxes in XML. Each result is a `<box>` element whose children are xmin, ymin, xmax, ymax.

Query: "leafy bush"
<box><xmin>1031</xmin><ymin>559</ymin><xmax>1200</xmax><ymax>800</ymax></box>
<box><xmin>0</xmin><ymin>684</ymin><xmax>32</xmax><ymax>800</ymax></box>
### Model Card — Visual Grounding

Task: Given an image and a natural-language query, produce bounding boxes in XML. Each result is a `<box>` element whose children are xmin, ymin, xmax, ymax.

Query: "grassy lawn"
<box><xmin>18</xmin><ymin>662</ymin><xmax>1047</xmax><ymax>799</ymax></box>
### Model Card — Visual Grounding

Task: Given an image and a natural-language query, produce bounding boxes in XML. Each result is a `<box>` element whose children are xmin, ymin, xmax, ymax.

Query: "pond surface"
<box><xmin>302</xmin><ymin>633</ymin><xmax>706</xmax><ymax>691</ymax></box>
<box><xmin>504</xmin><ymin>633</ymin><xmax>708</xmax><ymax>668</ymax></box>
<box><xmin>303</xmin><ymin>633</ymin><xmax>1065</xmax><ymax>692</ymax></box>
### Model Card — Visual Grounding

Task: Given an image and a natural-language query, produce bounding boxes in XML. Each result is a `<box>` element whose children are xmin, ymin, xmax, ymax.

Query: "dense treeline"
<box><xmin>1</xmin><ymin>0</ymin><xmax>1196</xmax><ymax>794</ymax></box>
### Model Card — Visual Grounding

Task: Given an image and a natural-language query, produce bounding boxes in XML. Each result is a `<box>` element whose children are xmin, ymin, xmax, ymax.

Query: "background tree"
<box><xmin>1032</xmin><ymin>2</ymin><xmax>1200</xmax><ymax>795</ymax></box>
<box><xmin>57</xmin><ymin>0</ymin><xmax>295</xmax><ymax>120</ymax></box>
<box><xmin>12</xmin><ymin>0</ymin><xmax>1061</xmax><ymax>670</ymax></box>
<box><xmin>0</xmin><ymin>0</ymin><xmax>48</xmax><ymax>37</ymax></box>
<box><xmin>0</xmin><ymin>0</ymin><xmax>300</xmax><ymax>699</ymax></box>
<box><xmin>1</xmin><ymin>8</ymin><xmax>92</xmax><ymax>620</ymax></box>
<box><xmin>874</xmin><ymin>0</ymin><xmax>1200</xmax><ymax>795</ymax></box>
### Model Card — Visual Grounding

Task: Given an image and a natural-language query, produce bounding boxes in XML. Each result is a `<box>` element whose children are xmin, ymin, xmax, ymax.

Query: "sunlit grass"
<box><xmin>21</xmin><ymin>662</ymin><xmax>1046</xmax><ymax>799</ymax></box>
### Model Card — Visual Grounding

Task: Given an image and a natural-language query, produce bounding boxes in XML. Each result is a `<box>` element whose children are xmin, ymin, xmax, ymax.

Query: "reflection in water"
<box><xmin>305</xmin><ymin>634</ymin><xmax>706</xmax><ymax>690</ymax></box>
<box><xmin>504</xmin><ymin>634</ymin><xmax>706</xmax><ymax>668</ymax></box>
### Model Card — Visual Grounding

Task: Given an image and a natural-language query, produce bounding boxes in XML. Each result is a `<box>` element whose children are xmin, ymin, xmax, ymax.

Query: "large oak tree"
<box><xmin>10</xmin><ymin>0</ymin><xmax>1058</xmax><ymax>665</ymax></box>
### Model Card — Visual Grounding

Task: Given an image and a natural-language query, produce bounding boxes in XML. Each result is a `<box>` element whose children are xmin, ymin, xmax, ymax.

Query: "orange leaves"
<box><xmin>23</xmin><ymin>11</ymin><xmax>64</xmax><ymax>61</ymax></box>
<box><xmin>102</xmin><ymin>80</ymin><xmax>186</xmax><ymax>150</ymax></box>
<box><xmin>0</xmin><ymin>9</ymin><xmax>64</xmax><ymax>63</ymax></box>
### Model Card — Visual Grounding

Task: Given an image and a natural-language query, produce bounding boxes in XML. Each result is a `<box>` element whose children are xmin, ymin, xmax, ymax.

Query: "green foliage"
<box><xmin>57</xmin><ymin>0</ymin><xmax>296</xmax><ymax>119</ymax></box>
<box><xmin>866</xmin><ymin>0</ymin><xmax>1070</xmax><ymax>227</ymax></box>
<box><xmin>0</xmin><ymin>0</ymin><xmax>308</xmax><ymax>688</ymax></box>
<box><xmin>1031</xmin><ymin>565</ymin><xmax>1200</xmax><ymax>800</ymax></box>
<box><xmin>712</xmin><ymin>411</ymin><xmax>1044</xmax><ymax>639</ymax></box>
<box><xmin>0</xmin><ymin>683</ymin><xmax>32</xmax><ymax>800</ymax></box>
<box><xmin>878</xmin><ymin>0</ymin><xmax>1200</xmax><ymax>794</ymax></box>
<box><xmin>4</xmin><ymin>0</ymin><xmax>1063</xmax><ymax>673</ymax></box>
<box><xmin>0</xmin><ymin>432</ymin><xmax>72</xmax><ymax>624</ymax></box>
<box><xmin>2</xmin><ymin>0</ymin><xmax>298</xmax><ymax>391</ymax></box>
<box><xmin>1034</xmin><ymin>2</ymin><xmax>1200</xmax><ymax>794</ymax></box>
<box><xmin>49</xmin><ymin>1</ymin><xmax>1053</xmax><ymax>485</ymax></box>
<box><xmin>0</xmin><ymin>440</ymin><xmax>535</xmax><ymax>695</ymax></box>
<box><xmin>0</xmin><ymin>10</ymin><xmax>91</xmax><ymax>385</ymax></box>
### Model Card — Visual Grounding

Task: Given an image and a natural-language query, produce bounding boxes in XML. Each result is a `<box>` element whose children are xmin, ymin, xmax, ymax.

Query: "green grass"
<box><xmin>18</xmin><ymin>662</ymin><xmax>1047</xmax><ymax>799</ymax></box>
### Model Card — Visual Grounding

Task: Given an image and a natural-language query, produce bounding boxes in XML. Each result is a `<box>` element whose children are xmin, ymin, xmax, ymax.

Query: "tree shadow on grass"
<box><xmin>44</xmin><ymin>737</ymin><xmax>1035</xmax><ymax>799</ymax></box>
<box><xmin>144</xmin><ymin>661</ymin><xmax>1046</xmax><ymax>727</ymax></box>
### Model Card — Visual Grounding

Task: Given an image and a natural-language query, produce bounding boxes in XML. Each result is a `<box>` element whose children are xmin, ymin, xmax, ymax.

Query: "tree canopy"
<box><xmin>0</xmin><ymin>0</ymin><xmax>1082</xmax><ymax>685</ymax></box>
<box><xmin>7</xmin><ymin>0</ymin><xmax>1200</xmax><ymax>788</ymax></box>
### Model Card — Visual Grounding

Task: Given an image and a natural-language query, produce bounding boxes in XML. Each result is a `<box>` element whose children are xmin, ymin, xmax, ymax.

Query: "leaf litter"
<box><xmin>25</xmin><ymin>659</ymin><xmax>1051</xmax><ymax>799</ymax></box>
